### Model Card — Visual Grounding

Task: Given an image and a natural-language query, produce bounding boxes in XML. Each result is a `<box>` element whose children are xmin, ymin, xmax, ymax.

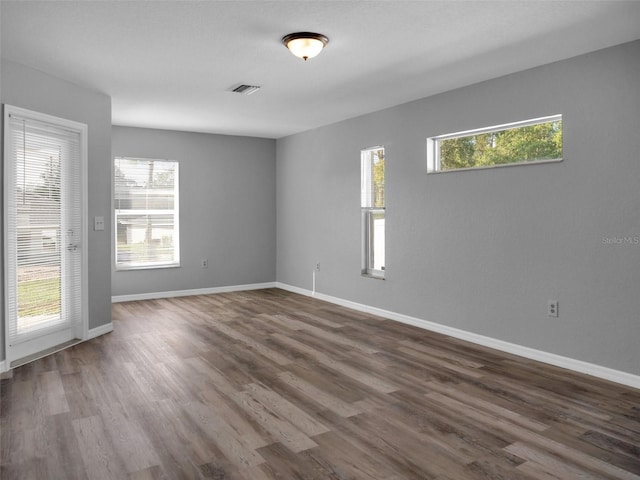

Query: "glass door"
<box><xmin>4</xmin><ymin>105</ymin><xmax>87</xmax><ymax>365</ymax></box>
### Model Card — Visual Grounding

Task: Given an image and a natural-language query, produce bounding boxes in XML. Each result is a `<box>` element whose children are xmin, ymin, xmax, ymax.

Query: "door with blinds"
<box><xmin>4</xmin><ymin>105</ymin><xmax>87</xmax><ymax>366</ymax></box>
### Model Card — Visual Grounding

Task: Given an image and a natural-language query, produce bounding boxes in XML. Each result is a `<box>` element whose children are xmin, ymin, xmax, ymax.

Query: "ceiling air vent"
<box><xmin>231</xmin><ymin>84</ymin><xmax>261</xmax><ymax>95</ymax></box>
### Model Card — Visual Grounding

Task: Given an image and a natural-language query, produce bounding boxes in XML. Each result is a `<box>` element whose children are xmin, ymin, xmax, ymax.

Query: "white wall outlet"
<box><xmin>201</xmin><ymin>259</ymin><xmax>208</xmax><ymax>269</ymax></box>
<box><xmin>548</xmin><ymin>300</ymin><xmax>559</xmax><ymax>317</ymax></box>
<box><xmin>315</xmin><ymin>262</ymin><xmax>321</xmax><ymax>271</ymax></box>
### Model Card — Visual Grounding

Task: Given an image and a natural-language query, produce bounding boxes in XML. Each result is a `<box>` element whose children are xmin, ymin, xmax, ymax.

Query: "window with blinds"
<box><xmin>114</xmin><ymin>157</ymin><xmax>180</xmax><ymax>269</ymax></box>
<box><xmin>4</xmin><ymin>106</ymin><xmax>86</xmax><ymax>350</ymax></box>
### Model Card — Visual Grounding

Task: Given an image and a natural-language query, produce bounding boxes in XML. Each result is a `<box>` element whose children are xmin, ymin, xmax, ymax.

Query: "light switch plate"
<box><xmin>94</xmin><ymin>216</ymin><xmax>105</xmax><ymax>231</ymax></box>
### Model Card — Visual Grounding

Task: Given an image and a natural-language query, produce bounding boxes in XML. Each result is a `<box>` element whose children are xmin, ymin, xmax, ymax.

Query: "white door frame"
<box><xmin>3</xmin><ymin>104</ymin><xmax>89</xmax><ymax>365</ymax></box>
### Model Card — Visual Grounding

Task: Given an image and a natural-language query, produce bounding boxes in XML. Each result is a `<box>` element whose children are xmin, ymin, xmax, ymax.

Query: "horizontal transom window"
<box><xmin>427</xmin><ymin>115</ymin><xmax>562</xmax><ymax>173</ymax></box>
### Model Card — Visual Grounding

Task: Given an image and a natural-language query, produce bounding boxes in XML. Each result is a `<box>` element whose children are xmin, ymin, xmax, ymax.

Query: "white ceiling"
<box><xmin>2</xmin><ymin>1</ymin><xmax>640</xmax><ymax>139</ymax></box>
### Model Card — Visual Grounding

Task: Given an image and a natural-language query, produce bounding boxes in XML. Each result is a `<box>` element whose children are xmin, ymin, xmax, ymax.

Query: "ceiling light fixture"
<box><xmin>282</xmin><ymin>32</ymin><xmax>329</xmax><ymax>61</ymax></box>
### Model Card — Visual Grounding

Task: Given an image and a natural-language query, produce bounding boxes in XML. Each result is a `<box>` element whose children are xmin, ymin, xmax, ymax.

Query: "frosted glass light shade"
<box><xmin>282</xmin><ymin>32</ymin><xmax>329</xmax><ymax>61</ymax></box>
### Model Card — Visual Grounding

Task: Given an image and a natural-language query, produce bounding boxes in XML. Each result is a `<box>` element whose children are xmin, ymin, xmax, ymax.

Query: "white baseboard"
<box><xmin>87</xmin><ymin>322</ymin><xmax>114</xmax><ymax>340</ymax></box>
<box><xmin>275</xmin><ymin>282</ymin><xmax>640</xmax><ymax>390</ymax></box>
<box><xmin>111</xmin><ymin>282</ymin><xmax>277</xmax><ymax>303</ymax></box>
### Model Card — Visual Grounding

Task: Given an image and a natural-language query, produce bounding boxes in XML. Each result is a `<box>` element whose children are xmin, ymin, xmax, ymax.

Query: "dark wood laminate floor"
<box><xmin>1</xmin><ymin>288</ymin><xmax>639</xmax><ymax>479</ymax></box>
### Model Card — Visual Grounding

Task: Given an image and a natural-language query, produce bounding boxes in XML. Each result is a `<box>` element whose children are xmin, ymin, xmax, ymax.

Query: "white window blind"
<box><xmin>5</xmin><ymin>110</ymin><xmax>83</xmax><ymax>345</ymax></box>
<box><xmin>114</xmin><ymin>157</ymin><xmax>180</xmax><ymax>269</ymax></box>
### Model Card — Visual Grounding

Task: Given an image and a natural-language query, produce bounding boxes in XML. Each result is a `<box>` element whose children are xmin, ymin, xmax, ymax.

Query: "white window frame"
<box><xmin>361</xmin><ymin>146</ymin><xmax>385</xmax><ymax>279</ymax></box>
<box><xmin>114</xmin><ymin>157</ymin><xmax>180</xmax><ymax>270</ymax></box>
<box><xmin>427</xmin><ymin>114</ymin><xmax>562</xmax><ymax>173</ymax></box>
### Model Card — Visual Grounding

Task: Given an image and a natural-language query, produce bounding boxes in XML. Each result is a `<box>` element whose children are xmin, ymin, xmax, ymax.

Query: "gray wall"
<box><xmin>276</xmin><ymin>40</ymin><xmax>640</xmax><ymax>376</ymax></box>
<box><xmin>1</xmin><ymin>59</ymin><xmax>113</xmax><ymax>361</ymax></box>
<box><xmin>112</xmin><ymin>126</ymin><xmax>276</xmax><ymax>296</ymax></box>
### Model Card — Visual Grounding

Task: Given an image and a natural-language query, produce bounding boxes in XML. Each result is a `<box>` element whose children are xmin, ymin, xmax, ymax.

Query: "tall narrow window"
<box><xmin>361</xmin><ymin>147</ymin><xmax>385</xmax><ymax>278</ymax></box>
<box><xmin>114</xmin><ymin>157</ymin><xmax>179</xmax><ymax>270</ymax></box>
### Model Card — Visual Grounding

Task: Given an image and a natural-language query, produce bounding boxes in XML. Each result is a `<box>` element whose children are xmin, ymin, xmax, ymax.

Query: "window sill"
<box><xmin>361</xmin><ymin>272</ymin><xmax>385</xmax><ymax>280</ymax></box>
<box><xmin>116</xmin><ymin>263</ymin><xmax>181</xmax><ymax>272</ymax></box>
<box><xmin>427</xmin><ymin>157</ymin><xmax>563</xmax><ymax>175</ymax></box>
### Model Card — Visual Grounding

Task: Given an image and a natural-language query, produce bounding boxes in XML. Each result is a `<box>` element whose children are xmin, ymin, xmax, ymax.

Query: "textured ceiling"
<box><xmin>2</xmin><ymin>1</ymin><xmax>640</xmax><ymax>138</ymax></box>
